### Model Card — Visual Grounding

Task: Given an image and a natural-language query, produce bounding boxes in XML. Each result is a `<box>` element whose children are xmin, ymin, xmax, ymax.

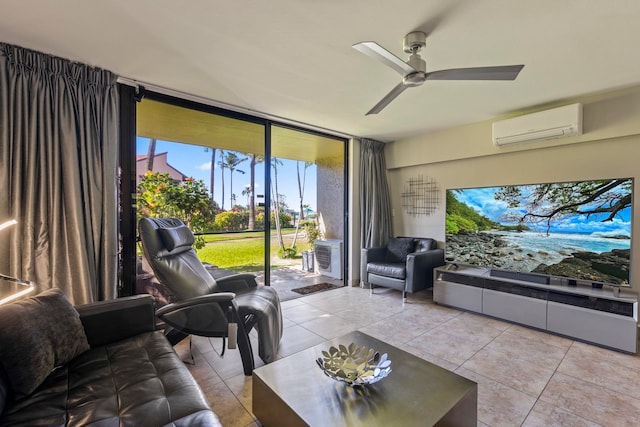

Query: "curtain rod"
<box><xmin>116</xmin><ymin>77</ymin><xmax>355</xmax><ymax>140</ymax></box>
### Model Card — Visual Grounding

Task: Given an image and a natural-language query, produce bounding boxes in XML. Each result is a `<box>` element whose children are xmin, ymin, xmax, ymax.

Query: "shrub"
<box><xmin>214</xmin><ymin>211</ymin><xmax>245</xmax><ymax>231</ymax></box>
<box><xmin>255</xmin><ymin>212</ymin><xmax>265</xmax><ymax>229</ymax></box>
<box><xmin>253</xmin><ymin>212</ymin><xmax>293</xmax><ymax>229</ymax></box>
<box><xmin>278</xmin><ymin>212</ymin><xmax>292</xmax><ymax>228</ymax></box>
<box><xmin>301</xmin><ymin>220</ymin><xmax>321</xmax><ymax>247</ymax></box>
<box><xmin>278</xmin><ymin>247</ymin><xmax>297</xmax><ymax>259</ymax></box>
<box><xmin>137</xmin><ymin>172</ymin><xmax>213</xmax><ymax>249</ymax></box>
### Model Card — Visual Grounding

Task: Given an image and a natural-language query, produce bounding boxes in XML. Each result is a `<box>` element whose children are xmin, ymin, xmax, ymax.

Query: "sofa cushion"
<box><xmin>367</xmin><ymin>262</ymin><xmax>406</xmax><ymax>279</ymax></box>
<box><xmin>385</xmin><ymin>237</ymin><xmax>415</xmax><ymax>262</ymax></box>
<box><xmin>0</xmin><ymin>367</ymin><xmax>9</xmax><ymax>416</ymax></box>
<box><xmin>414</xmin><ymin>238</ymin><xmax>437</xmax><ymax>252</ymax></box>
<box><xmin>0</xmin><ymin>331</ymin><xmax>221</xmax><ymax>427</ymax></box>
<box><xmin>0</xmin><ymin>288</ymin><xmax>89</xmax><ymax>397</ymax></box>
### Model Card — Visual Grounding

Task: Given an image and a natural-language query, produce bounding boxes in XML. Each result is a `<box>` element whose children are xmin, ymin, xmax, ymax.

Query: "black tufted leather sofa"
<box><xmin>361</xmin><ymin>237</ymin><xmax>445</xmax><ymax>299</ymax></box>
<box><xmin>0</xmin><ymin>294</ymin><xmax>221</xmax><ymax>427</ymax></box>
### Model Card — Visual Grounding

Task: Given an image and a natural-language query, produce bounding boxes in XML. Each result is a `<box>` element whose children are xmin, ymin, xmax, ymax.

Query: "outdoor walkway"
<box><xmin>255</xmin><ymin>266</ymin><xmax>344</xmax><ymax>301</ymax></box>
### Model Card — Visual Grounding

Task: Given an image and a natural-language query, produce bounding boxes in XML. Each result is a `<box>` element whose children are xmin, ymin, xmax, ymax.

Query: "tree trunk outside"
<box><xmin>271</xmin><ymin>159</ymin><xmax>285</xmax><ymax>251</ymax></box>
<box><xmin>248</xmin><ymin>154</ymin><xmax>256</xmax><ymax>230</ymax></box>
<box><xmin>219</xmin><ymin>150</ymin><xmax>225</xmax><ymax>210</ymax></box>
<box><xmin>146</xmin><ymin>139</ymin><xmax>156</xmax><ymax>171</ymax></box>
<box><xmin>229</xmin><ymin>168</ymin><xmax>234</xmax><ymax>207</ymax></box>
<box><xmin>210</xmin><ymin>148</ymin><xmax>216</xmax><ymax>208</ymax></box>
<box><xmin>297</xmin><ymin>161</ymin><xmax>305</xmax><ymax>221</ymax></box>
<box><xmin>272</xmin><ymin>180</ymin><xmax>285</xmax><ymax>251</ymax></box>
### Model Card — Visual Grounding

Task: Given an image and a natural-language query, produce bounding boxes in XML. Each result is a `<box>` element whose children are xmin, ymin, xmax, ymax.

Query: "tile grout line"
<box><xmin>518</xmin><ymin>339</ymin><xmax>579</xmax><ymax>426</ymax></box>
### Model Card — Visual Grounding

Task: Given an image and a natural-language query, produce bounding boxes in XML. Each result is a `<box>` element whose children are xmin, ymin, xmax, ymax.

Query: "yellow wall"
<box><xmin>385</xmin><ymin>86</ymin><xmax>640</xmax><ymax>291</ymax></box>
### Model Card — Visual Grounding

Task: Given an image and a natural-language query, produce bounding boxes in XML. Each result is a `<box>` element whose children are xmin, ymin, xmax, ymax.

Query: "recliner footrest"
<box><xmin>234</xmin><ymin>287</ymin><xmax>283</xmax><ymax>364</ymax></box>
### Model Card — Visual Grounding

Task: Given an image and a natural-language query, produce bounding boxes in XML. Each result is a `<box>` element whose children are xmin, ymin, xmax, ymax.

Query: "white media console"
<box><xmin>433</xmin><ymin>265</ymin><xmax>638</xmax><ymax>353</ymax></box>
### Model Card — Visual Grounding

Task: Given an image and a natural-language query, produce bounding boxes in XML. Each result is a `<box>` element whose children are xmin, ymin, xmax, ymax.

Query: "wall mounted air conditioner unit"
<box><xmin>314</xmin><ymin>239</ymin><xmax>343</xmax><ymax>280</ymax></box>
<box><xmin>493</xmin><ymin>103</ymin><xmax>583</xmax><ymax>146</ymax></box>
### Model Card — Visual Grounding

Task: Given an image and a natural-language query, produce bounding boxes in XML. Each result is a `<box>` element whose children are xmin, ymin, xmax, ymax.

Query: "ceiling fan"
<box><xmin>353</xmin><ymin>31</ymin><xmax>524</xmax><ymax>115</ymax></box>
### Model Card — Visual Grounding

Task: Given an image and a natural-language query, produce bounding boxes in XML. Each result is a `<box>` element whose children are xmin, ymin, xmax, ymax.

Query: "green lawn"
<box><xmin>196</xmin><ymin>231</ymin><xmax>312</xmax><ymax>273</ymax></box>
<box><xmin>201</xmin><ymin>231</ymin><xmax>266</xmax><ymax>242</ymax></box>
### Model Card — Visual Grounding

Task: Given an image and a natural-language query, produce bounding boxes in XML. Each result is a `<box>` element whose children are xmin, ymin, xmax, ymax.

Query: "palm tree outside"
<box><xmin>248</xmin><ymin>154</ymin><xmax>264</xmax><ymax>230</ymax></box>
<box><xmin>271</xmin><ymin>157</ymin><xmax>285</xmax><ymax>251</ymax></box>
<box><xmin>225</xmin><ymin>152</ymin><xmax>248</xmax><ymax>208</ymax></box>
<box><xmin>145</xmin><ymin>138</ymin><xmax>157</xmax><ymax>171</ymax></box>
<box><xmin>291</xmin><ymin>160</ymin><xmax>314</xmax><ymax>247</ymax></box>
<box><xmin>206</xmin><ymin>147</ymin><xmax>216</xmax><ymax>207</ymax></box>
<box><xmin>218</xmin><ymin>150</ymin><xmax>227</xmax><ymax>210</ymax></box>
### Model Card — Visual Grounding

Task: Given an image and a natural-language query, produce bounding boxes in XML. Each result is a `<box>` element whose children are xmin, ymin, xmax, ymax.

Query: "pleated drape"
<box><xmin>0</xmin><ymin>42</ymin><xmax>118</xmax><ymax>304</ymax></box>
<box><xmin>359</xmin><ymin>138</ymin><xmax>393</xmax><ymax>250</ymax></box>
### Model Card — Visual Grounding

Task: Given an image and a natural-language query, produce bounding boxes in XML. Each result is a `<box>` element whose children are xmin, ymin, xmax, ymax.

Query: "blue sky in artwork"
<box><xmin>136</xmin><ymin>137</ymin><xmax>317</xmax><ymax>211</ymax></box>
<box><xmin>453</xmin><ymin>183</ymin><xmax>632</xmax><ymax>236</ymax></box>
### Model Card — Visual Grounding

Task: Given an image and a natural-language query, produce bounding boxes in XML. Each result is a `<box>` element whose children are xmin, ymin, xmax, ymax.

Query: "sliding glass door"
<box><xmin>270</xmin><ymin>126</ymin><xmax>346</xmax><ymax>284</ymax></box>
<box><xmin>135</xmin><ymin>98</ymin><xmax>267</xmax><ymax>287</ymax></box>
<box><xmin>120</xmin><ymin>89</ymin><xmax>347</xmax><ymax>295</ymax></box>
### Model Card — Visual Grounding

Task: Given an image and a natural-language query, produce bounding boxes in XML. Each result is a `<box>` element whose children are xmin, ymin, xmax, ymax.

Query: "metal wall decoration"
<box><xmin>401</xmin><ymin>175</ymin><xmax>438</xmax><ymax>216</ymax></box>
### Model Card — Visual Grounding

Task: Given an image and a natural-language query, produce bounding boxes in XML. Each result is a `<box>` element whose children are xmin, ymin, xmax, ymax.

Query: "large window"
<box><xmin>122</xmin><ymin>92</ymin><xmax>347</xmax><ymax>294</ymax></box>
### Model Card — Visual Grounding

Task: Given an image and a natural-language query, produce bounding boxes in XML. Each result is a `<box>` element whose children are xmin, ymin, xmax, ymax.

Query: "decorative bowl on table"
<box><xmin>316</xmin><ymin>342</ymin><xmax>392</xmax><ymax>386</ymax></box>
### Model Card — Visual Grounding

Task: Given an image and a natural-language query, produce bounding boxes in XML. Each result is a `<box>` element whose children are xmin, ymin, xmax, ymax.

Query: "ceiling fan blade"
<box><xmin>353</xmin><ymin>41</ymin><xmax>416</xmax><ymax>76</ymax></box>
<box><xmin>426</xmin><ymin>65</ymin><xmax>524</xmax><ymax>81</ymax></box>
<box><xmin>366</xmin><ymin>82</ymin><xmax>408</xmax><ymax>115</ymax></box>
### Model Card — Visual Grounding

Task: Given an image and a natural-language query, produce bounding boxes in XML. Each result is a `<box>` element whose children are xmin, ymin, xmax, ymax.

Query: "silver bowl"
<box><xmin>316</xmin><ymin>343</ymin><xmax>392</xmax><ymax>386</ymax></box>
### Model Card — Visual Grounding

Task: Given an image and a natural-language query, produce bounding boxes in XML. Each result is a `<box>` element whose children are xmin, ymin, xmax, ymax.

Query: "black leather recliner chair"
<box><xmin>138</xmin><ymin>217</ymin><xmax>283</xmax><ymax>375</ymax></box>
<box><xmin>361</xmin><ymin>237</ymin><xmax>445</xmax><ymax>300</ymax></box>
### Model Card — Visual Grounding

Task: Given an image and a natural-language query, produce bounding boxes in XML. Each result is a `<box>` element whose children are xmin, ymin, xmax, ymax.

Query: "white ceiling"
<box><xmin>1</xmin><ymin>0</ymin><xmax>640</xmax><ymax>142</ymax></box>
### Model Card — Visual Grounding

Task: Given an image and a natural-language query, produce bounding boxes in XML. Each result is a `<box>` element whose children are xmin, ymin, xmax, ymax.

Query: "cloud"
<box><xmin>457</xmin><ymin>188</ymin><xmax>510</xmax><ymax>222</ymax></box>
<box><xmin>197</xmin><ymin>161</ymin><xmax>211</xmax><ymax>171</ymax></box>
<box><xmin>453</xmin><ymin>186</ymin><xmax>633</xmax><ymax>236</ymax></box>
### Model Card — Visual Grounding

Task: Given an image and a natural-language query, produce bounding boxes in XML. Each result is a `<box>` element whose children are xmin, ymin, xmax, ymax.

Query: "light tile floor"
<box><xmin>174</xmin><ymin>286</ymin><xmax>640</xmax><ymax>427</ymax></box>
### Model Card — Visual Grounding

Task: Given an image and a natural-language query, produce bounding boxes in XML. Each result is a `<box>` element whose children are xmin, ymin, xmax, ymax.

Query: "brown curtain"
<box><xmin>0</xmin><ymin>42</ymin><xmax>118</xmax><ymax>304</ymax></box>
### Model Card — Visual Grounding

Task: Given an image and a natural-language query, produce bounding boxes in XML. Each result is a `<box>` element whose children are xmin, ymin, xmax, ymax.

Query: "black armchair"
<box><xmin>138</xmin><ymin>217</ymin><xmax>283</xmax><ymax>375</ymax></box>
<box><xmin>361</xmin><ymin>237</ymin><xmax>445</xmax><ymax>300</ymax></box>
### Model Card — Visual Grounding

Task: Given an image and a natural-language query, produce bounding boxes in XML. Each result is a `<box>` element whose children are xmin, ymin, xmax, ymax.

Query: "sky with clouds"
<box><xmin>452</xmin><ymin>182</ymin><xmax>632</xmax><ymax>236</ymax></box>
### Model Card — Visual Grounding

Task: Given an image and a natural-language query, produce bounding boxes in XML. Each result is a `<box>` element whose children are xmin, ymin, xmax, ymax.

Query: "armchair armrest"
<box><xmin>215</xmin><ymin>273</ymin><xmax>259</xmax><ymax>292</ymax></box>
<box><xmin>405</xmin><ymin>248</ymin><xmax>445</xmax><ymax>292</ymax></box>
<box><xmin>75</xmin><ymin>294</ymin><xmax>156</xmax><ymax>348</ymax></box>
<box><xmin>361</xmin><ymin>247</ymin><xmax>387</xmax><ymax>286</ymax></box>
<box><xmin>156</xmin><ymin>292</ymin><xmax>237</xmax><ymax>337</ymax></box>
<box><xmin>362</xmin><ymin>247</ymin><xmax>387</xmax><ymax>263</ymax></box>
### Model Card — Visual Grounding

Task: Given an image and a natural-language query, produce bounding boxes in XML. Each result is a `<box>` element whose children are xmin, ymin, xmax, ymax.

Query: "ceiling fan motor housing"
<box><xmin>403</xmin><ymin>31</ymin><xmax>426</xmax><ymax>53</ymax></box>
<box><xmin>404</xmin><ymin>53</ymin><xmax>427</xmax><ymax>86</ymax></box>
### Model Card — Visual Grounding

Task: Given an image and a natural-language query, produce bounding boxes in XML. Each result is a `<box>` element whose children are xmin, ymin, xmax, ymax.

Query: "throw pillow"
<box><xmin>0</xmin><ymin>288</ymin><xmax>89</xmax><ymax>397</ymax></box>
<box><xmin>414</xmin><ymin>238</ymin><xmax>436</xmax><ymax>252</ymax></box>
<box><xmin>385</xmin><ymin>237</ymin><xmax>415</xmax><ymax>262</ymax></box>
